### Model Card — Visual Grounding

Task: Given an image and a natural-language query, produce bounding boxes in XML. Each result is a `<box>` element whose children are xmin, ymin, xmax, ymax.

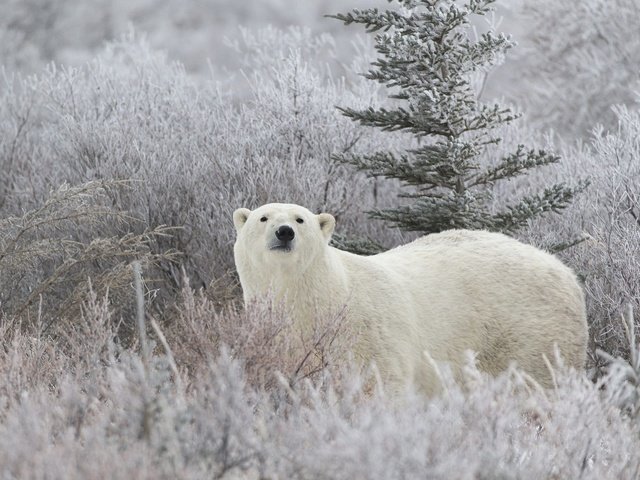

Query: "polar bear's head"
<box><xmin>233</xmin><ymin>203</ymin><xmax>335</xmax><ymax>275</ymax></box>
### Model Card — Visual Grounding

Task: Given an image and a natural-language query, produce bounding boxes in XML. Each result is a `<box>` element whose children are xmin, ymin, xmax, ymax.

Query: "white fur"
<box><xmin>233</xmin><ymin>203</ymin><xmax>588</xmax><ymax>395</ymax></box>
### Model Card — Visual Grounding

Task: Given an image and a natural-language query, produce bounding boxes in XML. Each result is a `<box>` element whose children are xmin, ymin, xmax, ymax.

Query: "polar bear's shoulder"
<box><xmin>376</xmin><ymin>229</ymin><xmax>514</xmax><ymax>257</ymax></box>
<box><xmin>412</xmin><ymin>229</ymin><xmax>511</xmax><ymax>246</ymax></box>
<box><xmin>370</xmin><ymin>229</ymin><xmax>554</xmax><ymax>272</ymax></box>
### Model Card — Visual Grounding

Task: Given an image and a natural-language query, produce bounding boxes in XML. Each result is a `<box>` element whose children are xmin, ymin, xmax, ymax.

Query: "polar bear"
<box><xmin>233</xmin><ymin>203</ymin><xmax>588</xmax><ymax>395</ymax></box>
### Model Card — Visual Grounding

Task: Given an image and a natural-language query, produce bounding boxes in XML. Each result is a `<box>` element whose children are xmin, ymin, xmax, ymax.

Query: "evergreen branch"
<box><xmin>330</xmin><ymin>1</ymin><xmax>491</xmax><ymax>39</ymax></box>
<box><xmin>458</xmin><ymin>32</ymin><xmax>514</xmax><ymax>69</ymax></box>
<box><xmin>327</xmin><ymin>9</ymin><xmax>414</xmax><ymax>33</ymax></box>
<box><xmin>460</xmin><ymin>103</ymin><xmax>520</xmax><ymax>134</ymax></box>
<box><xmin>330</xmin><ymin>233</ymin><xmax>386</xmax><ymax>255</ymax></box>
<box><xmin>337</xmin><ymin>106</ymin><xmax>451</xmax><ymax>137</ymax></box>
<box><xmin>469</xmin><ymin>146</ymin><xmax>560</xmax><ymax>187</ymax></box>
<box><xmin>333</xmin><ymin>151</ymin><xmax>459</xmax><ymax>189</ymax></box>
<box><xmin>368</xmin><ymin>192</ymin><xmax>494</xmax><ymax>233</ymax></box>
<box><xmin>491</xmin><ymin>181</ymin><xmax>589</xmax><ymax>233</ymax></box>
<box><xmin>466</xmin><ymin>0</ymin><xmax>497</xmax><ymax>15</ymax></box>
<box><xmin>413</xmin><ymin>141</ymin><xmax>478</xmax><ymax>164</ymax></box>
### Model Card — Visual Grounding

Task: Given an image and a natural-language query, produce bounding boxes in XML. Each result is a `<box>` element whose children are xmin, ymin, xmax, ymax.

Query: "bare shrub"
<box><xmin>0</xmin><ymin>283</ymin><xmax>640</xmax><ymax>478</ymax></box>
<box><xmin>167</xmin><ymin>281</ymin><xmax>354</xmax><ymax>391</ymax></box>
<box><xmin>0</xmin><ymin>180</ymin><xmax>177</xmax><ymax>332</ymax></box>
<box><xmin>250</xmin><ymin>358</ymin><xmax>640</xmax><ymax>479</ymax></box>
<box><xmin>0</xmin><ymin>0</ymin><xmax>388</xmax><ymax>75</ymax></box>
<box><xmin>0</xmin><ymin>321</ymin><xmax>67</xmax><ymax>402</ymax></box>
<box><xmin>510</xmin><ymin>0</ymin><xmax>640</xmax><ymax>138</ymax></box>
<box><xmin>56</xmin><ymin>283</ymin><xmax>120</xmax><ymax>378</ymax></box>
<box><xmin>599</xmin><ymin>305</ymin><xmax>640</xmax><ymax>418</ymax></box>
<box><xmin>0</xmin><ymin>31</ymin><xmax>409</xmax><ymax>301</ymax></box>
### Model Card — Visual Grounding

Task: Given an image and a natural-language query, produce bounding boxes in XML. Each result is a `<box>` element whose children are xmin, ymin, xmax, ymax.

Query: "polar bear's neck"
<box><xmin>287</xmin><ymin>247</ymin><xmax>350</xmax><ymax>316</ymax></box>
<box><xmin>242</xmin><ymin>247</ymin><xmax>350</xmax><ymax>324</ymax></box>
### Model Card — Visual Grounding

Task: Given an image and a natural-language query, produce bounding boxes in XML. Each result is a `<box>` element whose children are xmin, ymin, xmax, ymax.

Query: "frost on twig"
<box><xmin>598</xmin><ymin>304</ymin><xmax>640</xmax><ymax>418</ymax></box>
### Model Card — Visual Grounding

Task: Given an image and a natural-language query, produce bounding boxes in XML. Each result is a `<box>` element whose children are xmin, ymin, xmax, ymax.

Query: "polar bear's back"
<box><xmin>344</xmin><ymin>229</ymin><xmax>587</xmax><ymax>390</ymax></box>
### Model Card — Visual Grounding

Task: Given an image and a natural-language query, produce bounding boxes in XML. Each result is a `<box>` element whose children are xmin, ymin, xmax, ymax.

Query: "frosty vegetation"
<box><xmin>511</xmin><ymin>0</ymin><xmax>640</xmax><ymax>139</ymax></box>
<box><xmin>1</xmin><ymin>0</ymin><xmax>640</xmax><ymax>477</ymax></box>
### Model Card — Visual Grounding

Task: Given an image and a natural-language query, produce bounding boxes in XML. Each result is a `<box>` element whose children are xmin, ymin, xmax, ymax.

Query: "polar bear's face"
<box><xmin>233</xmin><ymin>203</ymin><xmax>335</xmax><ymax>274</ymax></box>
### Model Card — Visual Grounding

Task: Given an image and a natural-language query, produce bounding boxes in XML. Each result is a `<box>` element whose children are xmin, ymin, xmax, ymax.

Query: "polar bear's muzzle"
<box><xmin>269</xmin><ymin>225</ymin><xmax>295</xmax><ymax>252</ymax></box>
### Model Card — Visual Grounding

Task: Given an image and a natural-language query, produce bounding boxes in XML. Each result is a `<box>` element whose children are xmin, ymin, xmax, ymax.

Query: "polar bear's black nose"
<box><xmin>275</xmin><ymin>225</ymin><xmax>295</xmax><ymax>242</ymax></box>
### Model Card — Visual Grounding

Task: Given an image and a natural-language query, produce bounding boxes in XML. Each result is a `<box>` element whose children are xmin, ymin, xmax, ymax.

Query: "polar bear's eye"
<box><xmin>260</xmin><ymin>216</ymin><xmax>268</xmax><ymax>222</ymax></box>
<box><xmin>296</xmin><ymin>218</ymin><xmax>304</xmax><ymax>224</ymax></box>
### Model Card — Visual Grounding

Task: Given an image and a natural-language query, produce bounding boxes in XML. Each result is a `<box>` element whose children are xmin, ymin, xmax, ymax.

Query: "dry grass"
<box><xmin>0</xmin><ymin>283</ymin><xmax>638</xmax><ymax>478</ymax></box>
<box><xmin>166</xmin><ymin>278</ymin><xmax>355</xmax><ymax>391</ymax></box>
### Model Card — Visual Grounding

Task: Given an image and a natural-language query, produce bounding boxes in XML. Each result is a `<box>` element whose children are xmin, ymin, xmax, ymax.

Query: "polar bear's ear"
<box><xmin>233</xmin><ymin>208</ymin><xmax>251</xmax><ymax>232</ymax></box>
<box><xmin>317</xmin><ymin>213</ymin><xmax>336</xmax><ymax>241</ymax></box>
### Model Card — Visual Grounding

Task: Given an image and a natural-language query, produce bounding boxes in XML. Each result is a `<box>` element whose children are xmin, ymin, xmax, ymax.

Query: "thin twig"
<box><xmin>133</xmin><ymin>261</ymin><xmax>149</xmax><ymax>370</ymax></box>
<box><xmin>149</xmin><ymin>314</ymin><xmax>183</xmax><ymax>391</ymax></box>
